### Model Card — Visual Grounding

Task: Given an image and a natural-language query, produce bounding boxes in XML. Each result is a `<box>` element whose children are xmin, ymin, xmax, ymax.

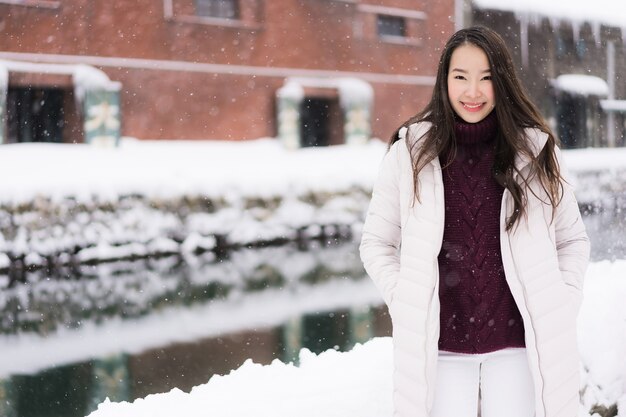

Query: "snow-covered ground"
<box><xmin>0</xmin><ymin>137</ymin><xmax>622</xmax><ymax>204</ymax></box>
<box><xmin>84</xmin><ymin>260</ymin><xmax>626</xmax><ymax>417</ymax></box>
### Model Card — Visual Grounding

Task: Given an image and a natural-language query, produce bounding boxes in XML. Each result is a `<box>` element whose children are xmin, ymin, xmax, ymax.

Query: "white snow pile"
<box><xmin>87</xmin><ymin>260</ymin><xmax>626</xmax><ymax>417</ymax></box>
<box><xmin>94</xmin><ymin>338</ymin><xmax>394</xmax><ymax>417</ymax></box>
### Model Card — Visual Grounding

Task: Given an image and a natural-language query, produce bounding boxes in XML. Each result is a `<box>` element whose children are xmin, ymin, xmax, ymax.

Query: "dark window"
<box><xmin>556</xmin><ymin>93</ymin><xmax>586</xmax><ymax>148</ymax></box>
<box><xmin>6</xmin><ymin>87</ymin><xmax>64</xmax><ymax>143</ymax></box>
<box><xmin>195</xmin><ymin>0</ymin><xmax>239</xmax><ymax>19</ymax></box>
<box><xmin>299</xmin><ymin>98</ymin><xmax>344</xmax><ymax>147</ymax></box>
<box><xmin>377</xmin><ymin>14</ymin><xmax>406</xmax><ymax>38</ymax></box>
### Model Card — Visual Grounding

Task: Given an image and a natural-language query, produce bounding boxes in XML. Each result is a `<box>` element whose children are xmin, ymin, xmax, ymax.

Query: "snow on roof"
<box><xmin>337</xmin><ymin>78</ymin><xmax>374</xmax><ymax>108</ymax></box>
<box><xmin>0</xmin><ymin>59</ymin><xmax>121</xmax><ymax>101</ymax></box>
<box><xmin>551</xmin><ymin>74</ymin><xmax>609</xmax><ymax>96</ymax></box>
<box><xmin>72</xmin><ymin>63</ymin><xmax>121</xmax><ymax>101</ymax></box>
<box><xmin>473</xmin><ymin>0</ymin><xmax>626</xmax><ymax>32</ymax></box>
<box><xmin>281</xmin><ymin>77</ymin><xmax>374</xmax><ymax>107</ymax></box>
<box><xmin>600</xmin><ymin>99</ymin><xmax>626</xmax><ymax>112</ymax></box>
<box><xmin>277</xmin><ymin>80</ymin><xmax>305</xmax><ymax>101</ymax></box>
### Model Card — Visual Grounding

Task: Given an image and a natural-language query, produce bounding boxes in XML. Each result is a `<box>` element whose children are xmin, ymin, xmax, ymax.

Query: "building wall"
<box><xmin>472</xmin><ymin>8</ymin><xmax>626</xmax><ymax>147</ymax></box>
<box><xmin>0</xmin><ymin>0</ymin><xmax>455</xmax><ymax>141</ymax></box>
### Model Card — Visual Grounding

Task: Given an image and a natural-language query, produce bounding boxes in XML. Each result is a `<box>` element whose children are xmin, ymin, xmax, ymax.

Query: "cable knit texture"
<box><xmin>437</xmin><ymin>111</ymin><xmax>526</xmax><ymax>353</ymax></box>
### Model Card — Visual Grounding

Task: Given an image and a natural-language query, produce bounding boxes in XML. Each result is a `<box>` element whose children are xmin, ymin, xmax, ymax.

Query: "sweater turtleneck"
<box><xmin>454</xmin><ymin>109</ymin><xmax>498</xmax><ymax>145</ymax></box>
<box><xmin>437</xmin><ymin>109</ymin><xmax>526</xmax><ymax>354</ymax></box>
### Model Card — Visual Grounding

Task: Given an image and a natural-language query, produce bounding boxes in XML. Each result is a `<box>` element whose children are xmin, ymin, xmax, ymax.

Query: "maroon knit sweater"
<box><xmin>437</xmin><ymin>111</ymin><xmax>525</xmax><ymax>354</ymax></box>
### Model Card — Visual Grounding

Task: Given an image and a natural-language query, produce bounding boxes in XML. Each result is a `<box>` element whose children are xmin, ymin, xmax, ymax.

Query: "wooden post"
<box><xmin>0</xmin><ymin>65</ymin><xmax>7</xmax><ymax>145</ymax></box>
<box><xmin>282</xmin><ymin>316</ymin><xmax>303</xmax><ymax>365</ymax></box>
<box><xmin>348</xmin><ymin>305</ymin><xmax>373</xmax><ymax>348</ymax></box>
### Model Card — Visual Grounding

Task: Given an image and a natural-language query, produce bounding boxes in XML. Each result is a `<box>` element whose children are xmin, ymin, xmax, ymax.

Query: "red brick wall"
<box><xmin>0</xmin><ymin>0</ymin><xmax>455</xmax><ymax>141</ymax></box>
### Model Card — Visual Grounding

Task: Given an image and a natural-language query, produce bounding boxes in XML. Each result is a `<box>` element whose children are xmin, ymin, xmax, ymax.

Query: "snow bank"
<box><xmin>92</xmin><ymin>338</ymin><xmax>394</xmax><ymax>417</ymax></box>
<box><xmin>88</xmin><ymin>260</ymin><xmax>626</xmax><ymax>417</ymax></box>
<box><xmin>0</xmin><ymin>139</ymin><xmax>384</xmax><ymax>204</ymax></box>
<box><xmin>0</xmin><ymin>137</ymin><xmax>620</xmax><ymax>206</ymax></box>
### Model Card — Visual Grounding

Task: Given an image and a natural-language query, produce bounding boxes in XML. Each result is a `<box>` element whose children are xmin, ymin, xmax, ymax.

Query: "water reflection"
<box><xmin>0</xmin><ymin>210</ymin><xmax>621</xmax><ymax>417</ymax></box>
<box><xmin>0</xmin><ymin>241</ymin><xmax>391</xmax><ymax>417</ymax></box>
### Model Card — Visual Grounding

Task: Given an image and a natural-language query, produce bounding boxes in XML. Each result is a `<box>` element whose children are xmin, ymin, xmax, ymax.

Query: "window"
<box><xmin>299</xmin><ymin>98</ymin><xmax>344</xmax><ymax>147</ymax></box>
<box><xmin>195</xmin><ymin>0</ymin><xmax>239</xmax><ymax>19</ymax></box>
<box><xmin>576</xmin><ymin>39</ymin><xmax>586</xmax><ymax>59</ymax></box>
<box><xmin>377</xmin><ymin>14</ymin><xmax>406</xmax><ymax>38</ymax></box>
<box><xmin>6</xmin><ymin>87</ymin><xmax>65</xmax><ymax>143</ymax></box>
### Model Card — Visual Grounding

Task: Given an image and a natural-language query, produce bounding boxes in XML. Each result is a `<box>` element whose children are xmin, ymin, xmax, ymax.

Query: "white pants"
<box><xmin>430</xmin><ymin>348</ymin><xmax>535</xmax><ymax>417</ymax></box>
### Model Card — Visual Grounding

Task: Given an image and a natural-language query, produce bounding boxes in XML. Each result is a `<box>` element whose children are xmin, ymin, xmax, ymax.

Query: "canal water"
<box><xmin>0</xmin><ymin>211</ymin><xmax>623</xmax><ymax>417</ymax></box>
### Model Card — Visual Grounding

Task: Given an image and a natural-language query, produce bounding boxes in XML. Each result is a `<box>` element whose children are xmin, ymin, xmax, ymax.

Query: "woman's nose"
<box><xmin>465</xmin><ymin>81</ymin><xmax>482</xmax><ymax>98</ymax></box>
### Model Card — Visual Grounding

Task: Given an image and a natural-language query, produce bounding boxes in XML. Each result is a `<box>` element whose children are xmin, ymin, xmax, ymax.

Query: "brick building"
<box><xmin>0</xmin><ymin>0</ymin><xmax>455</xmax><ymax>146</ymax></box>
<box><xmin>468</xmin><ymin>1</ymin><xmax>626</xmax><ymax>148</ymax></box>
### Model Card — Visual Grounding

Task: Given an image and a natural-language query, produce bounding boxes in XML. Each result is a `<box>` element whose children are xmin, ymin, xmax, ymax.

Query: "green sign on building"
<box><xmin>83</xmin><ymin>89</ymin><xmax>121</xmax><ymax>147</ymax></box>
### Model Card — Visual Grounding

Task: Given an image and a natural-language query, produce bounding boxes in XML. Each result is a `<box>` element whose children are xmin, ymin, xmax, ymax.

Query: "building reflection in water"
<box><xmin>0</xmin><ymin>241</ymin><xmax>391</xmax><ymax>417</ymax></box>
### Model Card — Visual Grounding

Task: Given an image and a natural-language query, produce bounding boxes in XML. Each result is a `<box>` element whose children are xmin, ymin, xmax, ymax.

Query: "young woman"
<box><xmin>360</xmin><ymin>26</ymin><xmax>590</xmax><ymax>417</ymax></box>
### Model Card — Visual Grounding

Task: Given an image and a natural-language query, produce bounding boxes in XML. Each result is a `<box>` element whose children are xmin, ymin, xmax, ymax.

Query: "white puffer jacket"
<box><xmin>360</xmin><ymin>122</ymin><xmax>590</xmax><ymax>417</ymax></box>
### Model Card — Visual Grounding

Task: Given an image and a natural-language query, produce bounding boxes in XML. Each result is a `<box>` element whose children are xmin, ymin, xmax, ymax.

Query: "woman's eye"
<box><xmin>454</xmin><ymin>75</ymin><xmax>466</xmax><ymax>80</ymax></box>
<box><xmin>482</xmin><ymin>76</ymin><xmax>492</xmax><ymax>81</ymax></box>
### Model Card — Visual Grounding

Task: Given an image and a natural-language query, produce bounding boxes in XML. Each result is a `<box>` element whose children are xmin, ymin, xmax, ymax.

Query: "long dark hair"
<box><xmin>391</xmin><ymin>26</ymin><xmax>562</xmax><ymax>231</ymax></box>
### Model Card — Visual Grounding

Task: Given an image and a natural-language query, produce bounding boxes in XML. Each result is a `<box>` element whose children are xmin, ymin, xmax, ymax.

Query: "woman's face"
<box><xmin>447</xmin><ymin>43</ymin><xmax>495</xmax><ymax>123</ymax></box>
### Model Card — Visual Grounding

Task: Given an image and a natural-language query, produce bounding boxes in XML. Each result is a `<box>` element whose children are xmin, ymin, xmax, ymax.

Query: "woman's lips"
<box><xmin>462</xmin><ymin>102</ymin><xmax>485</xmax><ymax>112</ymax></box>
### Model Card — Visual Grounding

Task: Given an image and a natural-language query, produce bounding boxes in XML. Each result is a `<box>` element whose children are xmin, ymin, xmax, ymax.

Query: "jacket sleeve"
<box><xmin>554</xmin><ymin>146</ymin><xmax>590</xmax><ymax>308</ymax></box>
<box><xmin>359</xmin><ymin>138</ymin><xmax>403</xmax><ymax>307</ymax></box>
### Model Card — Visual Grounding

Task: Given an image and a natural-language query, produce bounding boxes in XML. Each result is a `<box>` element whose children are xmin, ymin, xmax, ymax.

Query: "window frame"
<box><xmin>376</xmin><ymin>14</ymin><xmax>406</xmax><ymax>39</ymax></box>
<box><xmin>357</xmin><ymin>4</ymin><xmax>426</xmax><ymax>47</ymax></box>
<box><xmin>0</xmin><ymin>0</ymin><xmax>60</xmax><ymax>9</ymax></box>
<box><xmin>194</xmin><ymin>0</ymin><xmax>239</xmax><ymax>20</ymax></box>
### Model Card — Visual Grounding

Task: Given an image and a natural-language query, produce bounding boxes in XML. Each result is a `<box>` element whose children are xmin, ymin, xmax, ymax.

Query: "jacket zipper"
<box><xmin>425</xmin><ymin>158</ymin><xmax>446</xmax><ymax>413</ymax></box>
